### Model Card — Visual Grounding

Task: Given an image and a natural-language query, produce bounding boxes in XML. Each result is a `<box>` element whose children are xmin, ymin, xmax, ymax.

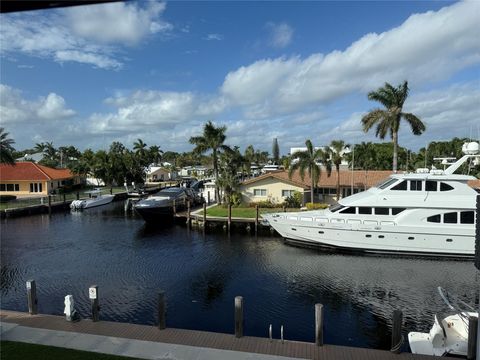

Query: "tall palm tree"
<box><xmin>328</xmin><ymin>140</ymin><xmax>347</xmax><ymax>200</ymax></box>
<box><xmin>133</xmin><ymin>139</ymin><xmax>148</xmax><ymax>158</ymax></box>
<box><xmin>361</xmin><ymin>81</ymin><xmax>425</xmax><ymax>172</ymax></box>
<box><xmin>189</xmin><ymin>121</ymin><xmax>231</xmax><ymax>203</ymax></box>
<box><xmin>149</xmin><ymin>145</ymin><xmax>163</xmax><ymax>165</ymax></box>
<box><xmin>288</xmin><ymin>139</ymin><xmax>331</xmax><ymax>204</ymax></box>
<box><xmin>0</xmin><ymin>128</ymin><xmax>16</xmax><ymax>165</ymax></box>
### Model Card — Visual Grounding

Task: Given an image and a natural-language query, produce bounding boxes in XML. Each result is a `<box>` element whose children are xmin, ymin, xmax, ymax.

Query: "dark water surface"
<box><xmin>1</xmin><ymin>201</ymin><xmax>478</xmax><ymax>350</ymax></box>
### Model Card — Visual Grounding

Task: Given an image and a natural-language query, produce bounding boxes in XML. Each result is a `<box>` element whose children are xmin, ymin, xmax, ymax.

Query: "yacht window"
<box><xmin>329</xmin><ymin>204</ymin><xmax>345</xmax><ymax>213</ymax></box>
<box><xmin>358</xmin><ymin>207</ymin><xmax>372</xmax><ymax>215</ymax></box>
<box><xmin>391</xmin><ymin>208</ymin><xmax>406</xmax><ymax>215</ymax></box>
<box><xmin>444</xmin><ymin>212</ymin><xmax>457</xmax><ymax>224</ymax></box>
<box><xmin>410</xmin><ymin>180</ymin><xmax>422</xmax><ymax>191</ymax></box>
<box><xmin>374</xmin><ymin>207</ymin><xmax>389</xmax><ymax>215</ymax></box>
<box><xmin>391</xmin><ymin>181</ymin><xmax>407</xmax><ymax>191</ymax></box>
<box><xmin>427</xmin><ymin>214</ymin><xmax>441</xmax><ymax>223</ymax></box>
<box><xmin>377</xmin><ymin>178</ymin><xmax>398</xmax><ymax>189</ymax></box>
<box><xmin>340</xmin><ymin>207</ymin><xmax>356</xmax><ymax>214</ymax></box>
<box><xmin>440</xmin><ymin>182</ymin><xmax>454</xmax><ymax>191</ymax></box>
<box><xmin>425</xmin><ymin>181</ymin><xmax>437</xmax><ymax>192</ymax></box>
<box><xmin>460</xmin><ymin>211</ymin><xmax>474</xmax><ymax>224</ymax></box>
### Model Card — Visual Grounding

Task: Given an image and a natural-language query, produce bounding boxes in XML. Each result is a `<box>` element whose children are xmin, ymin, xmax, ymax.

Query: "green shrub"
<box><xmin>229</xmin><ymin>192</ymin><xmax>242</xmax><ymax>207</ymax></box>
<box><xmin>305</xmin><ymin>202</ymin><xmax>329</xmax><ymax>210</ymax></box>
<box><xmin>282</xmin><ymin>191</ymin><xmax>302</xmax><ymax>208</ymax></box>
<box><xmin>248</xmin><ymin>200</ymin><xmax>277</xmax><ymax>208</ymax></box>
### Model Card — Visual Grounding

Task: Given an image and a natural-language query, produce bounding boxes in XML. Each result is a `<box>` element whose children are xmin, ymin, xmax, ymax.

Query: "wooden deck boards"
<box><xmin>1</xmin><ymin>310</ymin><xmax>433</xmax><ymax>360</ymax></box>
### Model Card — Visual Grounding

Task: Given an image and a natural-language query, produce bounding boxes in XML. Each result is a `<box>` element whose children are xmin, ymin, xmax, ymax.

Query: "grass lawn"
<box><xmin>205</xmin><ymin>205</ymin><xmax>293</xmax><ymax>218</ymax></box>
<box><xmin>0</xmin><ymin>341</ymin><xmax>143</xmax><ymax>360</ymax></box>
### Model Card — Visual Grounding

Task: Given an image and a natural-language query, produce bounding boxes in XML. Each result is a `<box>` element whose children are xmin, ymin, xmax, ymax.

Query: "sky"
<box><xmin>1</xmin><ymin>0</ymin><xmax>479</xmax><ymax>155</ymax></box>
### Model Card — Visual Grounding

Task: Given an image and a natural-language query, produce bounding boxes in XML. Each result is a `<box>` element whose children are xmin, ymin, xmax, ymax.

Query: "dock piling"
<box><xmin>315</xmin><ymin>303</ymin><xmax>324</xmax><ymax>346</ymax></box>
<box><xmin>76</xmin><ymin>192</ymin><xmax>80</xmax><ymax>200</ymax></box>
<box><xmin>234</xmin><ymin>296</ymin><xmax>243</xmax><ymax>338</ymax></box>
<box><xmin>158</xmin><ymin>291</ymin><xmax>166</xmax><ymax>330</ymax></box>
<box><xmin>228</xmin><ymin>204</ymin><xmax>232</xmax><ymax>233</ymax></box>
<box><xmin>391</xmin><ymin>310</ymin><xmax>403</xmax><ymax>354</ymax></box>
<box><xmin>187</xmin><ymin>200</ymin><xmax>191</xmax><ymax>226</ymax></box>
<box><xmin>26</xmin><ymin>280</ymin><xmax>38</xmax><ymax>315</ymax></box>
<box><xmin>467</xmin><ymin>315</ymin><xmax>478</xmax><ymax>359</ymax></box>
<box><xmin>269</xmin><ymin>324</ymin><xmax>273</xmax><ymax>342</ymax></box>
<box><xmin>48</xmin><ymin>196</ymin><xmax>52</xmax><ymax>216</ymax></box>
<box><xmin>203</xmin><ymin>202</ymin><xmax>207</xmax><ymax>228</ymax></box>
<box><xmin>255</xmin><ymin>205</ymin><xmax>259</xmax><ymax>234</ymax></box>
<box><xmin>281</xmin><ymin>325</ymin><xmax>284</xmax><ymax>343</ymax></box>
<box><xmin>89</xmin><ymin>285</ymin><xmax>100</xmax><ymax>322</ymax></box>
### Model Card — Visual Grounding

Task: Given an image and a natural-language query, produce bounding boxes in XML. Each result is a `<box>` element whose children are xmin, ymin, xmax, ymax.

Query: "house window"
<box><xmin>14</xmin><ymin>184</ymin><xmax>19</xmax><ymax>191</ymax></box>
<box><xmin>410</xmin><ymin>180</ymin><xmax>422</xmax><ymax>191</ymax></box>
<box><xmin>282</xmin><ymin>190</ymin><xmax>295</xmax><ymax>197</ymax></box>
<box><xmin>0</xmin><ymin>184</ymin><xmax>5</xmax><ymax>191</ymax></box>
<box><xmin>29</xmin><ymin>183</ymin><xmax>42</xmax><ymax>193</ymax></box>
<box><xmin>6</xmin><ymin>184</ymin><xmax>14</xmax><ymax>191</ymax></box>
<box><xmin>254</xmin><ymin>189</ymin><xmax>267</xmax><ymax>196</ymax></box>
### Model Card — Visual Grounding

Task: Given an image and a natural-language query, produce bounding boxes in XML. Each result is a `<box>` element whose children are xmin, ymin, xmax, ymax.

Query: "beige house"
<box><xmin>146</xmin><ymin>166</ymin><xmax>176</xmax><ymax>182</ymax></box>
<box><xmin>240</xmin><ymin>170</ymin><xmax>393</xmax><ymax>205</ymax></box>
<box><xmin>0</xmin><ymin>162</ymin><xmax>80</xmax><ymax>197</ymax></box>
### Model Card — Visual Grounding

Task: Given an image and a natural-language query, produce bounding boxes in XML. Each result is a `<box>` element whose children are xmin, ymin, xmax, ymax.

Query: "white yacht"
<box><xmin>263</xmin><ymin>142</ymin><xmax>480</xmax><ymax>257</ymax></box>
<box><xmin>70</xmin><ymin>189</ymin><xmax>115</xmax><ymax>210</ymax></box>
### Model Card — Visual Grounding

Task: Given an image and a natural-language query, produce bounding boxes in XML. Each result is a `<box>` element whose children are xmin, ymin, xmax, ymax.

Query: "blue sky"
<box><xmin>1</xmin><ymin>1</ymin><xmax>479</xmax><ymax>155</ymax></box>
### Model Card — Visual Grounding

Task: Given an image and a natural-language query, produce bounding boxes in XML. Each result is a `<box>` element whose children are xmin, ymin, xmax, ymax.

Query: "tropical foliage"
<box><xmin>288</xmin><ymin>139</ymin><xmax>331</xmax><ymax>203</ymax></box>
<box><xmin>327</xmin><ymin>140</ymin><xmax>348</xmax><ymax>199</ymax></box>
<box><xmin>361</xmin><ymin>81</ymin><xmax>425</xmax><ymax>172</ymax></box>
<box><xmin>0</xmin><ymin>128</ymin><xmax>16</xmax><ymax>165</ymax></box>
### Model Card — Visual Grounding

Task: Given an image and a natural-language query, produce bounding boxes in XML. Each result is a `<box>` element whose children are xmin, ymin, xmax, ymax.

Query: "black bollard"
<box><xmin>315</xmin><ymin>303</ymin><xmax>323</xmax><ymax>346</ymax></box>
<box><xmin>158</xmin><ymin>291</ymin><xmax>166</xmax><ymax>330</ymax></box>
<box><xmin>235</xmin><ymin>296</ymin><xmax>244</xmax><ymax>338</ymax></box>
<box><xmin>26</xmin><ymin>280</ymin><xmax>38</xmax><ymax>315</ymax></box>
<box><xmin>391</xmin><ymin>310</ymin><xmax>403</xmax><ymax>354</ymax></box>
<box><xmin>89</xmin><ymin>285</ymin><xmax>100</xmax><ymax>322</ymax></box>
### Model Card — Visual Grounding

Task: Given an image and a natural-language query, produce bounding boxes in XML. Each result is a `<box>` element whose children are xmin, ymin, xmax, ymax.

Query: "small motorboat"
<box><xmin>70</xmin><ymin>189</ymin><xmax>115</xmax><ymax>210</ymax></box>
<box><xmin>408</xmin><ymin>287</ymin><xmax>478</xmax><ymax>357</ymax></box>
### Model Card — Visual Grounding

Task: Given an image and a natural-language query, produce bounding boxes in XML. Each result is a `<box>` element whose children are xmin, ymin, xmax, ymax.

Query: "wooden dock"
<box><xmin>0</xmin><ymin>310</ymin><xmax>433</xmax><ymax>360</ymax></box>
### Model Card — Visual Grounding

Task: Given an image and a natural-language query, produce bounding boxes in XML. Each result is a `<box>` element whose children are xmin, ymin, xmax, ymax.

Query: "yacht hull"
<box><xmin>135</xmin><ymin>206</ymin><xmax>175</xmax><ymax>223</ymax></box>
<box><xmin>265</xmin><ymin>215</ymin><xmax>474</xmax><ymax>258</ymax></box>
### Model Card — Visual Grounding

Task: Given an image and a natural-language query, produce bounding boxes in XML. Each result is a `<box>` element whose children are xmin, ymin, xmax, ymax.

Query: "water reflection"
<box><xmin>1</xmin><ymin>200</ymin><xmax>478</xmax><ymax>350</ymax></box>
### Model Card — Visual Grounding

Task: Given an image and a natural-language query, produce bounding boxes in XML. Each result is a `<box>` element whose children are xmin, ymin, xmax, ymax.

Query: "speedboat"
<box><xmin>262</xmin><ymin>142</ymin><xmax>480</xmax><ymax>257</ymax></box>
<box><xmin>70</xmin><ymin>189</ymin><xmax>115</xmax><ymax>210</ymax></box>
<box><xmin>134</xmin><ymin>187</ymin><xmax>192</xmax><ymax>223</ymax></box>
<box><xmin>408</xmin><ymin>287</ymin><xmax>478</xmax><ymax>357</ymax></box>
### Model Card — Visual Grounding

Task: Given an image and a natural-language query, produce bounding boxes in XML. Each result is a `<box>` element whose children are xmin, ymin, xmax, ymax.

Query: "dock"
<box><xmin>0</xmin><ymin>310</ymin><xmax>433</xmax><ymax>360</ymax></box>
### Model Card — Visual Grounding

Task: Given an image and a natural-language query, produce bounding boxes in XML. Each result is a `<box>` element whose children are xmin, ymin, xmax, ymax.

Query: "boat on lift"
<box><xmin>408</xmin><ymin>287</ymin><xmax>478</xmax><ymax>357</ymax></box>
<box><xmin>262</xmin><ymin>142</ymin><xmax>480</xmax><ymax>257</ymax></box>
<box><xmin>70</xmin><ymin>189</ymin><xmax>115</xmax><ymax>210</ymax></box>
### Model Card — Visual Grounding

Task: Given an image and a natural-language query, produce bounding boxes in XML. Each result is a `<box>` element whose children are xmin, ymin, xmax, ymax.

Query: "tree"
<box><xmin>288</xmin><ymin>139</ymin><xmax>331</xmax><ymax>204</ymax></box>
<box><xmin>272</xmin><ymin>138</ymin><xmax>280</xmax><ymax>164</ymax></box>
<box><xmin>361</xmin><ymin>81</ymin><xmax>425</xmax><ymax>172</ymax></box>
<box><xmin>217</xmin><ymin>146</ymin><xmax>244</xmax><ymax>204</ymax></box>
<box><xmin>328</xmin><ymin>140</ymin><xmax>347</xmax><ymax>200</ymax></box>
<box><xmin>189</xmin><ymin>121</ymin><xmax>231</xmax><ymax>203</ymax></box>
<box><xmin>0</xmin><ymin>128</ymin><xmax>16</xmax><ymax>165</ymax></box>
<box><xmin>149</xmin><ymin>145</ymin><xmax>163</xmax><ymax>165</ymax></box>
<box><xmin>133</xmin><ymin>139</ymin><xmax>148</xmax><ymax>161</ymax></box>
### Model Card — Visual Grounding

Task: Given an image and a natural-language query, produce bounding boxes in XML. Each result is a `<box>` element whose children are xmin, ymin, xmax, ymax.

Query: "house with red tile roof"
<box><xmin>0</xmin><ymin>162</ymin><xmax>80</xmax><ymax>197</ymax></box>
<box><xmin>240</xmin><ymin>169</ymin><xmax>393</xmax><ymax>205</ymax></box>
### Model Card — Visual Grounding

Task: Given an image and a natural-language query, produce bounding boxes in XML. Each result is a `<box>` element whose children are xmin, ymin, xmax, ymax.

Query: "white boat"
<box><xmin>263</xmin><ymin>142</ymin><xmax>480</xmax><ymax>257</ymax></box>
<box><xmin>408</xmin><ymin>287</ymin><xmax>478</xmax><ymax>357</ymax></box>
<box><xmin>70</xmin><ymin>189</ymin><xmax>115</xmax><ymax>210</ymax></box>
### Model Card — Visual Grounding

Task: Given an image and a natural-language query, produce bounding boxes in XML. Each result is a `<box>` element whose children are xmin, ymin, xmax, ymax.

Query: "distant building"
<box><xmin>15</xmin><ymin>152</ymin><xmax>44</xmax><ymax>163</ymax></box>
<box><xmin>146</xmin><ymin>166</ymin><xmax>177</xmax><ymax>182</ymax></box>
<box><xmin>240</xmin><ymin>169</ymin><xmax>393</xmax><ymax>205</ymax></box>
<box><xmin>0</xmin><ymin>162</ymin><xmax>81</xmax><ymax>197</ymax></box>
<box><xmin>178</xmin><ymin>166</ymin><xmax>211</xmax><ymax>178</ymax></box>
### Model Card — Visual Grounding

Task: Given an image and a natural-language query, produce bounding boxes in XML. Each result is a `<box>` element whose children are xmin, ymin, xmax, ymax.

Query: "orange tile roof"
<box><xmin>242</xmin><ymin>170</ymin><xmax>393</xmax><ymax>189</ymax></box>
<box><xmin>0</xmin><ymin>162</ymin><xmax>73</xmax><ymax>181</ymax></box>
<box><xmin>468</xmin><ymin>179</ymin><xmax>480</xmax><ymax>189</ymax></box>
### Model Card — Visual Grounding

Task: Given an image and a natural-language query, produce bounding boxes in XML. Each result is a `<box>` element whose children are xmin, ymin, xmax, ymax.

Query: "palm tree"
<box><xmin>133</xmin><ymin>139</ymin><xmax>148</xmax><ymax>158</ymax></box>
<box><xmin>149</xmin><ymin>145</ymin><xmax>163</xmax><ymax>165</ymax></box>
<box><xmin>328</xmin><ymin>140</ymin><xmax>347</xmax><ymax>200</ymax></box>
<box><xmin>361</xmin><ymin>81</ymin><xmax>425</xmax><ymax>172</ymax></box>
<box><xmin>189</xmin><ymin>121</ymin><xmax>231</xmax><ymax>203</ymax></box>
<box><xmin>0</xmin><ymin>128</ymin><xmax>16</xmax><ymax>165</ymax></box>
<box><xmin>289</xmin><ymin>140</ymin><xmax>331</xmax><ymax>204</ymax></box>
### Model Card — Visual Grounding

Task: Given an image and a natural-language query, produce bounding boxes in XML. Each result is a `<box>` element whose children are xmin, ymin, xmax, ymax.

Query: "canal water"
<box><xmin>1</xmin><ymin>201</ymin><xmax>477</xmax><ymax>350</ymax></box>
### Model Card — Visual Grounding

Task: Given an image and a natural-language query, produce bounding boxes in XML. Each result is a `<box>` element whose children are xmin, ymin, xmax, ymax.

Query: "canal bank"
<box><xmin>0</xmin><ymin>310</ymin><xmax>433</xmax><ymax>360</ymax></box>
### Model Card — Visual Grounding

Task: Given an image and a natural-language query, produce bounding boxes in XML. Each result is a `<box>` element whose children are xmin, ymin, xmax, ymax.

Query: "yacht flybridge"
<box><xmin>263</xmin><ymin>142</ymin><xmax>480</xmax><ymax>257</ymax></box>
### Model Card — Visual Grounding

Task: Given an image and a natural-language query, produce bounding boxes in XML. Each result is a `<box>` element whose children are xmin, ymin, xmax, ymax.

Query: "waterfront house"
<box><xmin>178</xmin><ymin>165</ymin><xmax>212</xmax><ymax>178</ymax></box>
<box><xmin>146</xmin><ymin>166</ymin><xmax>177</xmax><ymax>182</ymax></box>
<box><xmin>240</xmin><ymin>169</ymin><xmax>392</xmax><ymax>205</ymax></box>
<box><xmin>0</xmin><ymin>162</ymin><xmax>80</xmax><ymax>197</ymax></box>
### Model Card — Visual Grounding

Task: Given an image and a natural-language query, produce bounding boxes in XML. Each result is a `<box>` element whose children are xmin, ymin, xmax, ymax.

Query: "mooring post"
<box><xmin>158</xmin><ymin>291</ymin><xmax>166</xmax><ymax>330</ymax></box>
<box><xmin>187</xmin><ymin>200</ymin><xmax>191</xmax><ymax>226</ymax></box>
<box><xmin>315</xmin><ymin>303</ymin><xmax>324</xmax><ymax>346</ymax></box>
<box><xmin>173</xmin><ymin>199</ymin><xmax>176</xmax><ymax>216</ymax></box>
<box><xmin>207</xmin><ymin>192</ymin><xmax>210</xmax><ymax>206</ymax></box>
<box><xmin>110</xmin><ymin>188</ymin><xmax>113</xmax><ymax>195</ymax></box>
<box><xmin>234</xmin><ymin>296</ymin><xmax>244</xmax><ymax>338</ymax></box>
<box><xmin>391</xmin><ymin>310</ymin><xmax>403</xmax><ymax>354</ymax></box>
<box><xmin>26</xmin><ymin>280</ymin><xmax>38</xmax><ymax>315</ymax></box>
<box><xmin>255</xmin><ymin>205</ymin><xmax>259</xmax><ymax>234</ymax></box>
<box><xmin>283</xmin><ymin>205</ymin><xmax>286</xmax><ymax>213</ymax></box>
<box><xmin>89</xmin><ymin>285</ymin><xmax>100</xmax><ymax>322</ymax></box>
<box><xmin>76</xmin><ymin>192</ymin><xmax>80</xmax><ymax>200</ymax></box>
<box><xmin>467</xmin><ymin>315</ymin><xmax>478</xmax><ymax>360</ymax></box>
<box><xmin>228</xmin><ymin>204</ymin><xmax>232</xmax><ymax>233</ymax></box>
<box><xmin>48</xmin><ymin>195</ymin><xmax>52</xmax><ymax>215</ymax></box>
<box><xmin>203</xmin><ymin>202</ymin><xmax>207</xmax><ymax>227</ymax></box>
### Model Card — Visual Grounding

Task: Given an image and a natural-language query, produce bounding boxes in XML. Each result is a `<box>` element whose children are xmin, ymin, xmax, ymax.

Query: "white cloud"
<box><xmin>204</xmin><ymin>33</ymin><xmax>224</xmax><ymax>41</ymax></box>
<box><xmin>67</xmin><ymin>2</ymin><xmax>171</xmax><ymax>45</ymax></box>
<box><xmin>222</xmin><ymin>1</ymin><xmax>480</xmax><ymax>118</ymax></box>
<box><xmin>0</xmin><ymin>84</ymin><xmax>75</xmax><ymax>125</ymax></box>
<box><xmin>0</xmin><ymin>2</ymin><xmax>171</xmax><ymax>70</ymax></box>
<box><xmin>266</xmin><ymin>22</ymin><xmax>293</xmax><ymax>48</ymax></box>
